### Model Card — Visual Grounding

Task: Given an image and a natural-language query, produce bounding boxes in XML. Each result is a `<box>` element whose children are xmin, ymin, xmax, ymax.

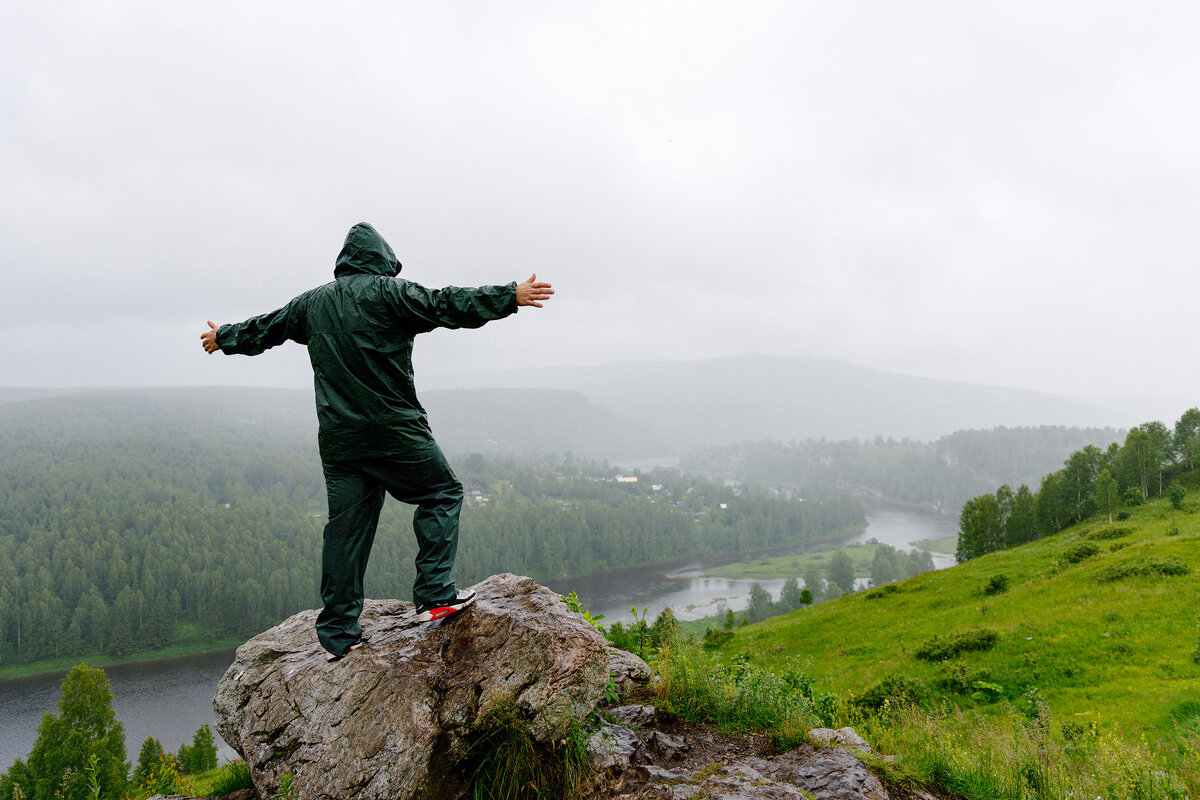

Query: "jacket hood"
<box><xmin>334</xmin><ymin>222</ymin><xmax>402</xmax><ymax>278</ymax></box>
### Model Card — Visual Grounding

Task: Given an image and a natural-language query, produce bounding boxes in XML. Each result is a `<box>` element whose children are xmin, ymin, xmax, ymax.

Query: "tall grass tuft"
<box><xmin>652</xmin><ymin>644</ymin><xmax>835</xmax><ymax>749</ymax></box>
<box><xmin>455</xmin><ymin>695</ymin><xmax>592</xmax><ymax>800</ymax></box>
<box><xmin>204</xmin><ymin>760</ymin><xmax>254</xmax><ymax>797</ymax></box>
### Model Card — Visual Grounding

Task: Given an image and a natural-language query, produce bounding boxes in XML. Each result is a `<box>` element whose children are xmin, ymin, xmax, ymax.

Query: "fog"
<box><xmin>3</xmin><ymin>2</ymin><xmax>1198</xmax><ymax>404</ymax></box>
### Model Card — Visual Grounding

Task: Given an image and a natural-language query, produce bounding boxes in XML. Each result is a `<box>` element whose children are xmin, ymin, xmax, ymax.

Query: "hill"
<box><xmin>0</xmin><ymin>385</ymin><xmax>661</xmax><ymax>460</ymax></box>
<box><xmin>717</xmin><ymin>490</ymin><xmax>1200</xmax><ymax>746</ymax></box>
<box><xmin>426</xmin><ymin>354</ymin><xmax>1147</xmax><ymax>447</ymax></box>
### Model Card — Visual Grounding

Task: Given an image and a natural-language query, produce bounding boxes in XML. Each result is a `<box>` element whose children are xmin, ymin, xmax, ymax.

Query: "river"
<box><xmin>0</xmin><ymin>507</ymin><xmax>955</xmax><ymax>773</ymax></box>
<box><xmin>547</xmin><ymin>506</ymin><xmax>958</xmax><ymax>623</ymax></box>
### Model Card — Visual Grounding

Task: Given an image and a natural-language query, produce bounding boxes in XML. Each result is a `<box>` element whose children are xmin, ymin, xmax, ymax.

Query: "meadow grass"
<box><xmin>696</xmin><ymin>496</ymin><xmax>1200</xmax><ymax>790</ymax></box>
<box><xmin>698</xmin><ymin>541</ymin><xmax>881</xmax><ymax>580</ymax></box>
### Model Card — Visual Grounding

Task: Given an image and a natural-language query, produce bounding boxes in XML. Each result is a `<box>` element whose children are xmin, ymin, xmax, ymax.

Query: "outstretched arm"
<box><xmin>515</xmin><ymin>274</ymin><xmax>554</xmax><ymax>308</ymax></box>
<box><xmin>200</xmin><ymin>301</ymin><xmax>305</xmax><ymax>356</ymax></box>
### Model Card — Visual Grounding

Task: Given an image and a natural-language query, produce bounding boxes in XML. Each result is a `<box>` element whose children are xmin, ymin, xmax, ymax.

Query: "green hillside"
<box><xmin>708</xmin><ymin>491</ymin><xmax>1199</xmax><ymax>789</ymax></box>
<box><xmin>725</xmin><ymin>494</ymin><xmax>1198</xmax><ymax>731</ymax></box>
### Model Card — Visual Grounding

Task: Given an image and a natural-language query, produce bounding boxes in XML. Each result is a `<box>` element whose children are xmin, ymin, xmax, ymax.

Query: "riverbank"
<box><xmin>0</xmin><ymin>636</ymin><xmax>245</xmax><ymax>682</ymax></box>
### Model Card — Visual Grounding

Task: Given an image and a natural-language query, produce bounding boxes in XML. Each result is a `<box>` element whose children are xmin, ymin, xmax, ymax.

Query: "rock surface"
<box><xmin>213</xmin><ymin>573</ymin><xmax>609</xmax><ymax>800</ymax></box>
<box><xmin>583</xmin><ymin>718</ymin><xmax>909</xmax><ymax>800</ymax></box>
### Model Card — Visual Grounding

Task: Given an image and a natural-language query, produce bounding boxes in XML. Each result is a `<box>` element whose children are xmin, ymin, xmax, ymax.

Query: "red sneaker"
<box><xmin>414</xmin><ymin>588</ymin><xmax>476</xmax><ymax>622</ymax></box>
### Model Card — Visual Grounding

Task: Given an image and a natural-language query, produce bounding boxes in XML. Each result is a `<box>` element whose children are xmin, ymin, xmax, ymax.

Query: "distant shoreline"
<box><xmin>0</xmin><ymin>638</ymin><xmax>244</xmax><ymax>683</ymax></box>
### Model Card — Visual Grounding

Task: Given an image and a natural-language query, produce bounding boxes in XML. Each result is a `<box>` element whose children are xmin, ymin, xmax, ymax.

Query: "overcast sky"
<box><xmin>3</xmin><ymin>2</ymin><xmax>1198</xmax><ymax>401</ymax></box>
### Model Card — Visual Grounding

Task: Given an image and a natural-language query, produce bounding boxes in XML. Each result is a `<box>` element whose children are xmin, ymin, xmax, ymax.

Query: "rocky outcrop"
<box><xmin>213</xmin><ymin>573</ymin><xmax>609</xmax><ymax>800</ymax></box>
<box><xmin>208</xmin><ymin>572</ymin><xmax>919</xmax><ymax>800</ymax></box>
<box><xmin>583</xmin><ymin>717</ymin><xmax>911</xmax><ymax>800</ymax></box>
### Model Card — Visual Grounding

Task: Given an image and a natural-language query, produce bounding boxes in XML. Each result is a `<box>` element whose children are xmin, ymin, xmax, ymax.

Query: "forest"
<box><xmin>681</xmin><ymin>425</ymin><xmax>1124</xmax><ymax>514</ymax></box>
<box><xmin>955</xmin><ymin>409</ymin><xmax>1200</xmax><ymax>561</ymax></box>
<box><xmin>0</xmin><ymin>393</ymin><xmax>863</xmax><ymax>666</ymax></box>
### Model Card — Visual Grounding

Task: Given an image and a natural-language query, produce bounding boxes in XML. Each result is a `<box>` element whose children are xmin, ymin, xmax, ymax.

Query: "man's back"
<box><xmin>214</xmin><ymin>223</ymin><xmax>518</xmax><ymax>460</ymax></box>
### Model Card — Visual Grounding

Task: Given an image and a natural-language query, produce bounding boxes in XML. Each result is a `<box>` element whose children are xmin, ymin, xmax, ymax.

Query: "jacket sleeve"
<box><xmin>389</xmin><ymin>280</ymin><xmax>518</xmax><ymax>334</ymax></box>
<box><xmin>215</xmin><ymin>299</ymin><xmax>308</xmax><ymax>356</ymax></box>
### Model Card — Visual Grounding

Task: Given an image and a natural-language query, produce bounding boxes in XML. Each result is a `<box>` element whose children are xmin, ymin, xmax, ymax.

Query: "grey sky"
<box><xmin>3</xmin><ymin>2</ymin><xmax>1198</xmax><ymax>400</ymax></box>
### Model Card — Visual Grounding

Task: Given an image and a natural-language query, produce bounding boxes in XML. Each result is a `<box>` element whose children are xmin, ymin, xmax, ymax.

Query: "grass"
<box><xmin>452</xmin><ymin>695</ymin><xmax>592</xmax><ymax>800</ymax></box>
<box><xmin>697</xmin><ymin>494</ymin><xmax>1200</xmax><ymax>790</ymax></box>
<box><xmin>193</xmin><ymin>760</ymin><xmax>254</xmax><ymax>798</ymax></box>
<box><xmin>699</xmin><ymin>541</ymin><xmax>881</xmax><ymax>580</ymax></box>
<box><xmin>911</xmin><ymin>535</ymin><xmax>958</xmax><ymax>553</ymax></box>
<box><xmin>0</xmin><ymin>634</ymin><xmax>245</xmax><ymax>681</ymax></box>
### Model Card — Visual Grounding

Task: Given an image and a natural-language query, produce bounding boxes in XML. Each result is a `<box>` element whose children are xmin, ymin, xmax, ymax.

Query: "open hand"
<box><xmin>200</xmin><ymin>320</ymin><xmax>221</xmax><ymax>353</ymax></box>
<box><xmin>516</xmin><ymin>274</ymin><xmax>554</xmax><ymax>308</ymax></box>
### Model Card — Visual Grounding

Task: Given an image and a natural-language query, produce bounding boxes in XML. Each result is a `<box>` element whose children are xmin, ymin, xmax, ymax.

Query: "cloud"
<box><xmin>2</xmin><ymin>1</ymin><xmax>1198</xmax><ymax>401</ymax></box>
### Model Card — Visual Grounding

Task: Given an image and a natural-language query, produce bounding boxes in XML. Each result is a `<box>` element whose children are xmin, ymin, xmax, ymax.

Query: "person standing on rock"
<box><xmin>200</xmin><ymin>222</ymin><xmax>554</xmax><ymax>660</ymax></box>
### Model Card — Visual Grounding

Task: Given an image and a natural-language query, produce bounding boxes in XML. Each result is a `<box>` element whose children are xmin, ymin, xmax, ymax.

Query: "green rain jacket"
<box><xmin>216</xmin><ymin>223</ymin><xmax>518</xmax><ymax>461</ymax></box>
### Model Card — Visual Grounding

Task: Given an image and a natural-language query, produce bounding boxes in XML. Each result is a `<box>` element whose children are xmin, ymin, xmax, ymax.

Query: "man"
<box><xmin>200</xmin><ymin>222</ymin><xmax>554</xmax><ymax>659</ymax></box>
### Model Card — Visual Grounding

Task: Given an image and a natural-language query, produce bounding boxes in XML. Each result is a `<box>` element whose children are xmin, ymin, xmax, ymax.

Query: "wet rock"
<box><xmin>610</xmin><ymin>703</ymin><xmax>657</xmax><ymax>727</ymax></box>
<box><xmin>608</xmin><ymin>646</ymin><xmax>652</xmax><ymax>696</ymax></box>
<box><xmin>744</xmin><ymin>744</ymin><xmax>891</xmax><ymax>799</ymax></box>
<box><xmin>645</xmin><ymin>729</ymin><xmax>689</xmax><ymax>760</ymax></box>
<box><xmin>587</xmin><ymin>721</ymin><xmax>647</xmax><ymax>770</ymax></box>
<box><xmin>213</xmin><ymin>573</ymin><xmax>608</xmax><ymax>800</ymax></box>
<box><xmin>808</xmin><ymin>726</ymin><xmax>873</xmax><ymax>753</ymax></box>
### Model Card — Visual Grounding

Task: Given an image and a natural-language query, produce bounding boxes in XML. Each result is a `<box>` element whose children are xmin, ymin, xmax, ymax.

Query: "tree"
<box><xmin>870</xmin><ymin>544</ymin><xmax>897</xmax><ymax>587</ymax></box>
<box><xmin>801</xmin><ymin>564</ymin><xmax>824</xmax><ymax>602</ymax></box>
<box><xmin>22</xmin><ymin>663</ymin><xmax>128</xmax><ymax>800</ymax></box>
<box><xmin>957</xmin><ymin>493</ymin><xmax>1002</xmax><ymax>562</ymax></box>
<box><xmin>133</xmin><ymin>736</ymin><xmax>165</xmax><ymax>786</ymax></box>
<box><xmin>780</xmin><ymin>577</ymin><xmax>802</xmax><ymax>610</ymax></box>
<box><xmin>648</xmin><ymin>607</ymin><xmax>681</xmax><ymax>649</ymax></box>
<box><xmin>799</xmin><ymin>587</ymin><xmax>814</xmax><ymax>605</ymax></box>
<box><xmin>1175</xmin><ymin>408</ymin><xmax>1200</xmax><ymax>469</ymax></box>
<box><xmin>1141</xmin><ymin>421</ymin><xmax>1173</xmax><ymax>493</ymax></box>
<box><xmin>178</xmin><ymin>724</ymin><xmax>218</xmax><ymax>774</ymax></box>
<box><xmin>827</xmin><ymin>551</ymin><xmax>856</xmax><ymax>595</ymax></box>
<box><xmin>747</xmin><ymin>583</ymin><xmax>774</xmax><ymax>623</ymax></box>
<box><xmin>1095</xmin><ymin>468</ymin><xmax>1119</xmax><ymax>524</ymax></box>
<box><xmin>1118</xmin><ymin>427</ymin><xmax>1159</xmax><ymax>501</ymax></box>
<box><xmin>1006</xmin><ymin>485</ymin><xmax>1037</xmax><ymax>546</ymax></box>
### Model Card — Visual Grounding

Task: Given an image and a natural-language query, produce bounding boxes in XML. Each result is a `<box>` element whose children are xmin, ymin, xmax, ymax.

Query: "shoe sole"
<box><xmin>327</xmin><ymin>638</ymin><xmax>366</xmax><ymax>662</ymax></box>
<box><xmin>415</xmin><ymin>592</ymin><xmax>476</xmax><ymax>623</ymax></box>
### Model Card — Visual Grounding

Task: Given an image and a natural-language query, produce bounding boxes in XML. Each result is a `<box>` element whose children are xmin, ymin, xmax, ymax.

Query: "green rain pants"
<box><xmin>315</xmin><ymin>443</ymin><xmax>464</xmax><ymax>656</ymax></box>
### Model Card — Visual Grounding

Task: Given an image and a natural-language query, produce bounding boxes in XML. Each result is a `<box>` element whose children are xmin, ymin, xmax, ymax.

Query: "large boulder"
<box><xmin>213</xmin><ymin>574</ymin><xmax>609</xmax><ymax>800</ymax></box>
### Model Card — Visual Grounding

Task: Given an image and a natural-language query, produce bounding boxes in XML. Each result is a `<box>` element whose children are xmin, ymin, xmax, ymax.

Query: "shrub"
<box><xmin>137</xmin><ymin>753</ymin><xmax>195</xmax><ymax>799</ymax></box>
<box><xmin>866</xmin><ymin>584</ymin><xmax>901</xmax><ymax>599</ymax></box>
<box><xmin>1123</xmin><ymin>487</ymin><xmax>1144</xmax><ymax>506</ymax></box>
<box><xmin>1193</xmin><ymin>618</ymin><xmax>1200</xmax><ymax>666</ymax></box>
<box><xmin>1116</xmin><ymin>510</ymin><xmax>1132</xmax><ymax>521</ymax></box>
<box><xmin>1109</xmin><ymin>542</ymin><xmax>1130</xmax><ymax>552</ymax></box>
<box><xmin>850</xmin><ymin>675</ymin><xmax>924</xmax><ymax>713</ymax></box>
<box><xmin>1169</xmin><ymin>482</ymin><xmax>1186</xmax><ymax>510</ymax></box>
<box><xmin>702</xmin><ymin>628</ymin><xmax>734</xmax><ymax>649</ymax></box>
<box><xmin>914</xmin><ymin>628</ymin><xmax>999</xmax><ymax>662</ymax></box>
<box><xmin>1086</xmin><ymin>526</ymin><xmax>1132</xmax><ymax>541</ymax></box>
<box><xmin>1098</xmin><ymin>556</ymin><xmax>1190</xmax><ymax>583</ymax></box>
<box><xmin>934</xmin><ymin>662</ymin><xmax>994</xmax><ymax>695</ymax></box>
<box><xmin>1058</xmin><ymin>542</ymin><xmax>1100</xmax><ymax>566</ymax></box>
<box><xmin>982</xmin><ymin>574</ymin><xmax>1010</xmax><ymax>595</ymax></box>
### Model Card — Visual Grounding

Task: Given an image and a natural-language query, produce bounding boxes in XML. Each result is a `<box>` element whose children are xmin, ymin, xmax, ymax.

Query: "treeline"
<box><xmin>681</xmin><ymin>426</ymin><xmax>1123</xmax><ymax>514</ymax></box>
<box><xmin>956</xmin><ymin>410</ymin><xmax>1200</xmax><ymax>561</ymax></box>
<box><xmin>0</xmin><ymin>400</ymin><xmax>863</xmax><ymax>666</ymax></box>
